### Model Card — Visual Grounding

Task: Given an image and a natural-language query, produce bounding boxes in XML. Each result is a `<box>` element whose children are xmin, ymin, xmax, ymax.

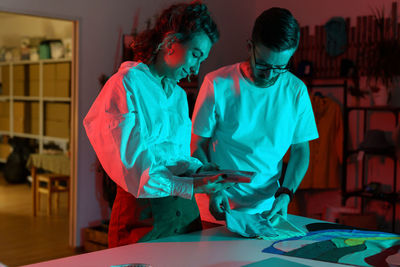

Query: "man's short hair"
<box><xmin>251</xmin><ymin>7</ymin><xmax>300</xmax><ymax>51</ymax></box>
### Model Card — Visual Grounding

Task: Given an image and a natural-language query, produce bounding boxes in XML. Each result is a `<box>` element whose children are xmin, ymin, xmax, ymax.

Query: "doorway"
<box><xmin>0</xmin><ymin>11</ymin><xmax>78</xmax><ymax>266</ymax></box>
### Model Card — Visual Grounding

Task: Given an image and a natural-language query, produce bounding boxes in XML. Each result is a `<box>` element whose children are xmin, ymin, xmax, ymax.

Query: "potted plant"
<box><xmin>362</xmin><ymin>7</ymin><xmax>400</xmax><ymax>106</ymax></box>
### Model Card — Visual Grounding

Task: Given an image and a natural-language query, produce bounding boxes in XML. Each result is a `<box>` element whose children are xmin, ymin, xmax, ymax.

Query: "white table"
<box><xmin>23</xmin><ymin>215</ymin><xmax>349</xmax><ymax>267</ymax></box>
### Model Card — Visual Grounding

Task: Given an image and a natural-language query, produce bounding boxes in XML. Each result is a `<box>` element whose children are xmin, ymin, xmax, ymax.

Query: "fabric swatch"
<box><xmin>225</xmin><ymin>210</ymin><xmax>305</xmax><ymax>240</ymax></box>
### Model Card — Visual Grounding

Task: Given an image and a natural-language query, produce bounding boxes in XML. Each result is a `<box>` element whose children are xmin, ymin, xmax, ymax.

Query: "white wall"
<box><xmin>0</xmin><ymin>0</ymin><xmax>180</xmax><ymax>246</ymax></box>
<box><xmin>200</xmin><ymin>0</ymin><xmax>398</xmax><ymax>79</ymax></box>
<box><xmin>1</xmin><ymin>0</ymin><xmax>397</xmax><ymax>247</ymax></box>
<box><xmin>0</xmin><ymin>13</ymin><xmax>72</xmax><ymax>47</ymax></box>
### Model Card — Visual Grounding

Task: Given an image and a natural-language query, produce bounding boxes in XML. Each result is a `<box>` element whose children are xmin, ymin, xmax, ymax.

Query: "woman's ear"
<box><xmin>163</xmin><ymin>33</ymin><xmax>179</xmax><ymax>49</ymax></box>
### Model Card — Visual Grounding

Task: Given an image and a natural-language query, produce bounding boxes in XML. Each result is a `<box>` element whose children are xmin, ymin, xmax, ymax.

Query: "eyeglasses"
<box><xmin>251</xmin><ymin>43</ymin><xmax>291</xmax><ymax>74</ymax></box>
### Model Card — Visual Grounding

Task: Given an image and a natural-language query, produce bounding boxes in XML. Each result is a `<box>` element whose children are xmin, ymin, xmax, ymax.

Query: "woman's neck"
<box><xmin>148</xmin><ymin>63</ymin><xmax>173</xmax><ymax>97</ymax></box>
<box><xmin>148</xmin><ymin>63</ymin><xmax>164</xmax><ymax>84</ymax></box>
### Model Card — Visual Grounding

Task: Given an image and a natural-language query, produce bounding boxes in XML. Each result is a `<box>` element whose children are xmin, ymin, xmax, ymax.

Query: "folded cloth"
<box><xmin>225</xmin><ymin>210</ymin><xmax>306</xmax><ymax>240</ymax></box>
<box><xmin>226</xmin><ymin>210</ymin><xmax>277</xmax><ymax>238</ymax></box>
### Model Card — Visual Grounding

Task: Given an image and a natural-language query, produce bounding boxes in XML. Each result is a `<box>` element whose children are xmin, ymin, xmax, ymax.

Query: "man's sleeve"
<box><xmin>292</xmin><ymin>85</ymin><xmax>319</xmax><ymax>144</ymax></box>
<box><xmin>192</xmin><ymin>76</ymin><xmax>218</xmax><ymax>138</ymax></box>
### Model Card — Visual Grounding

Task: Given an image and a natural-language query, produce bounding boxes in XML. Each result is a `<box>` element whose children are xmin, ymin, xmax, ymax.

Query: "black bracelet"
<box><xmin>274</xmin><ymin>187</ymin><xmax>294</xmax><ymax>201</ymax></box>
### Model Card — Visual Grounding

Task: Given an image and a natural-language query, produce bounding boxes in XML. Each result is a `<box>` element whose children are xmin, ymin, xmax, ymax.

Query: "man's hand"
<box><xmin>261</xmin><ymin>194</ymin><xmax>290</xmax><ymax>221</ymax></box>
<box><xmin>209</xmin><ymin>190</ymin><xmax>231</xmax><ymax>220</ymax></box>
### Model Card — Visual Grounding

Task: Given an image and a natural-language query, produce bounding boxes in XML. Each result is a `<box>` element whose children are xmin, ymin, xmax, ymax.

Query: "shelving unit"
<box><xmin>0</xmin><ymin>58</ymin><xmax>71</xmax><ymax>161</ymax></box>
<box><xmin>342</xmin><ymin>106</ymin><xmax>400</xmax><ymax>232</ymax></box>
<box><xmin>307</xmin><ymin>79</ymin><xmax>400</xmax><ymax>231</ymax></box>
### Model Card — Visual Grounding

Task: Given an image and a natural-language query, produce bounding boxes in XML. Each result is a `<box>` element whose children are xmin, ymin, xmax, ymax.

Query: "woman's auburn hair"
<box><xmin>131</xmin><ymin>1</ymin><xmax>219</xmax><ymax>64</ymax></box>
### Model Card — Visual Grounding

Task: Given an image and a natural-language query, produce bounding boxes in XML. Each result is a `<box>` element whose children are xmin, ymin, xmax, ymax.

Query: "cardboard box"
<box><xmin>83</xmin><ymin>226</ymin><xmax>108</xmax><ymax>252</ymax></box>
<box><xmin>13</xmin><ymin>117</ymin><xmax>28</xmax><ymax>133</ymax></box>
<box><xmin>13</xmin><ymin>102</ymin><xmax>26</xmax><ymax>117</ymax></box>
<box><xmin>55</xmin><ymin>80</ymin><xmax>70</xmax><ymax>97</ymax></box>
<box><xmin>1</xmin><ymin>66</ymin><xmax>10</xmax><ymax>95</ymax></box>
<box><xmin>13</xmin><ymin>65</ymin><xmax>25</xmax><ymax>81</ymax></box>
<box><xmin>29</xmin><ymin>80</ymin><xmax>39</xmax><ymax>96</ymax></box>
<box><xmin>13</xmin><ymin>80</ymin><xmax>27</xmax><ymax>96</ymax></box>
<box><xmin>45</xmin><ymin>120</ymin><xmax>69</xmax><ymax>138</ymax></box>
<box><xmin>43</xmin><ymin>63</ymin><xmax>56</xmax><ymax>78</ymax></box>
<box><xmin>45</xmin><ymin>103</ymin><xmax>70</xmax><ymax>121</ymax></box>
<box><xmin>0</xmin><ymin>83</ymin><xmax>9</xmax><ymax>95</ymax></box>
<box><xmin>0</xmin><ymin>102</ymin><xmax>9</xmax><ymax>117</ymax></box>
<box><xmin>29</xmin><ymin>64</ymin><xmax>39</xmax><ymax>81</ymax></box>
<box><xmin>27</xmin><ymin>102</ymin><xmax>39</xmax><ymax>134</ymax></box>
<box><xmin>0</xmin><ymin>117</ymin><xmax>9</xmax><ymax>131</ymax></box>
<box><xmin>13</xmin><ymin>102</ymin><xmax>29</xmax><ymax>133</ymax></box>
<box><xmin>30</xmin><ymin>118</ymin><xmax>39</xmax><ymax>135</ymax></box>
<box><xmin>43</xmin><ymin>79</ymin><xmax>56</xmax><ymax>97</ymax></box>
<box><xmin>30</xmin><ymin>102</ymin><xmax>39</xmax><ymax>120</ymax></box>
<box><xmin>56</xmin><ymin>63</ymin><xmax>71</xmax><ymax>80</ymax></box>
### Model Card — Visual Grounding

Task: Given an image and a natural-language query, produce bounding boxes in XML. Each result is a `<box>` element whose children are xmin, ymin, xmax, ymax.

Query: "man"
<box><xmin>191</xmin><ymin>7</ymin><xmax>318</xmax><ymax>222</ymax></box>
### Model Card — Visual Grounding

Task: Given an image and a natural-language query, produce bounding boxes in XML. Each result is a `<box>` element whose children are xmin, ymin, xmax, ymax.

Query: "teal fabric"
<box><xmin>225</xmin><ymin>211</ymin><xmax>305</xmax><ymax>239</ymax></box>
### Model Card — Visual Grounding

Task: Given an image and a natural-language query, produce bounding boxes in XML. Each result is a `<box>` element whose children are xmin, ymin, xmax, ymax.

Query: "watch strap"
<box><xmin>274</xmin><ymin>187</ymin><xmax>294</xmax><ymax>201</ymax></box>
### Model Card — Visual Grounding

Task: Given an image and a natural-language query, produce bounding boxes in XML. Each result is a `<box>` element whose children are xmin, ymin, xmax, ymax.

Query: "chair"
<box><xmin>32</xmin><ymin>167</ymin><xmax>70</xmax><ymax>216</ymax></box>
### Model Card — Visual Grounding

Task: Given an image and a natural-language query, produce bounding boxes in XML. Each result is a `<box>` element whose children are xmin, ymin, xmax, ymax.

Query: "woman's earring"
<box><xmin>247</xmin><ymin>40</ymin><xmax>252</xmax><ymax>51</ymax></box>
<box><xmin>168</xmin><ymin>49</ymin><xmax>174</xmax><ymax>55</ymax></box>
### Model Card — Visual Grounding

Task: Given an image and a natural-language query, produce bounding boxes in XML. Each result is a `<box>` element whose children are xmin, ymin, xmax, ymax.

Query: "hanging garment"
<box><xmin>299</xmin><ymin>95</ymin><xmax>343</xmax><ymax>189</ymax></box>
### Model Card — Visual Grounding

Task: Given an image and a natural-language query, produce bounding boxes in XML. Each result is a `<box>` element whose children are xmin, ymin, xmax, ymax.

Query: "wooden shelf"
<box><xmin>0</xmin><ymin>58</ymin><xmax>72</xmax><ymax>66</ymax></box>
<box><xmin>346</xmin><ymin>149</ymin><xmax>396</xmax><ymax>158</ymax></box>
<box><xmin>347</xmin><ymin>106</ymin><xmax>400</xmax><ymax>112</ymax></box>
<box><xmin>42</xmin><ymin>97</ymin><xmax>71</xmax><ymax>102</ymax></box>
<box><xmin>343</xmin><ymin>190</ymin><xmax>400</xmax><ymax>203</ymax></box>
<box><xmin>0</xmin><ymin>59</ymin><xmax>72</xmax><ymax>153</ymax></box>
<box><xmin>13</xmin><ymin>96</ymin><xmax>40</xmax><ymax>101</ymax></box>
<box><xmin>342</xmin><ymin>105</ymin><xmax>400</xmax><ymax>232</ymax></box>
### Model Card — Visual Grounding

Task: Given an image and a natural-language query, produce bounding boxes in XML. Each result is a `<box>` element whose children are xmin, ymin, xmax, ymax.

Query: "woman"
<box><xmin>84</xmin><ymin>2</ymin><xmax>224</xmax><ymax>247</ymax></box>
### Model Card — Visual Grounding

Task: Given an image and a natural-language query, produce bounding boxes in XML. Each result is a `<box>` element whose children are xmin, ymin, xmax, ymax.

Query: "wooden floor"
<box><xmin>0</xmin><ymin>172</ymin><xmax>78</xmax><ymax>267</ymax></box>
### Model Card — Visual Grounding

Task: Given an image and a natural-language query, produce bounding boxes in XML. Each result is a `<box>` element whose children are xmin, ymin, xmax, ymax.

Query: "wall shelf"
<box><xmin>0</xmin><ymin>58</ymin><xmax>71</xmax><ymax>154</ymax></box>
<box><xmin>342</xmin><ymin>106</ymin><xmax>399</xmax><ymax>232</ymax></box>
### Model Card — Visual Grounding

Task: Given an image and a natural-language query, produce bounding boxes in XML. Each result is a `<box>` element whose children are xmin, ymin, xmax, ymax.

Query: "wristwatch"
<box><xmin>274</xmin><ymin>187</ymin><xmax>294</xmax><ymax>201</ymax></box>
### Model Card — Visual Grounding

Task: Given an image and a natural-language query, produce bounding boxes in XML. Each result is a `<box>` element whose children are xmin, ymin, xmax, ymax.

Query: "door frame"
<box><xmin>0</xmin><ymin>8</ymin><xmax>79</xmax><ymax>247</ymax></box>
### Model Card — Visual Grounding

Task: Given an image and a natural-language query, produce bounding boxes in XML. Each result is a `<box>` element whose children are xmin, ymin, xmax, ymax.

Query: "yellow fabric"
<box><xmin>345</xmin><ymin>236</ymin><xmax>400</xmax><ymax>246</ymax></box>
<box><xmin>284</xmin><ymin>95</ymin><xmax>343</xmax><ymax>189</ymax></box>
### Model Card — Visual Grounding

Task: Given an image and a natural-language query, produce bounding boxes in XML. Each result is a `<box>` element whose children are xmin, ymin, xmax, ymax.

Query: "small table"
<box><xmin>26</xmin><ymin>153</ymin><xmax>70</xmax><ymax>216</ymax></box>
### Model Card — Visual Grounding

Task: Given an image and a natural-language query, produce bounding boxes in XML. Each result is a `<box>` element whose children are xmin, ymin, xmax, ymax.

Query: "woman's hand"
<box><xmin>196</xmin><ymin>162</ymin><xmax>219</xmax><ymax>173</ymax></box>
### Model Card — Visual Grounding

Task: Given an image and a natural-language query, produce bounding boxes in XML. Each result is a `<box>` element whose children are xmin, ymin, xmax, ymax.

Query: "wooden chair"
<box><xmin>32</xmin><ymin>167</ymin><xmax>70</xmax><ymax>216</ymax></box>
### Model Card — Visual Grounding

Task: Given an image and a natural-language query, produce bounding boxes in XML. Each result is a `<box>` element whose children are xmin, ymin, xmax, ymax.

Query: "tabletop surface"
<box><xmin>23</xmin><ymin>215</ymin><xmax>349</xmax><ymax>267</ymax></box>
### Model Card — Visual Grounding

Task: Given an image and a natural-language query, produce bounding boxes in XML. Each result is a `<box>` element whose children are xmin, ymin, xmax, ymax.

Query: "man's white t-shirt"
<box><xmin>192</xmin><ymin>63</ymin><xmax>319</xmax><ymax>214</ymax></box>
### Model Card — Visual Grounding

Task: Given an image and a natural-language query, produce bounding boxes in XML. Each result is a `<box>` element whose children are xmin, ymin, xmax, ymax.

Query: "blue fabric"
<box><xmin>263</xmin><ymin>229</ymin><xmax>400</xmax><ymax>267</ymax></box>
